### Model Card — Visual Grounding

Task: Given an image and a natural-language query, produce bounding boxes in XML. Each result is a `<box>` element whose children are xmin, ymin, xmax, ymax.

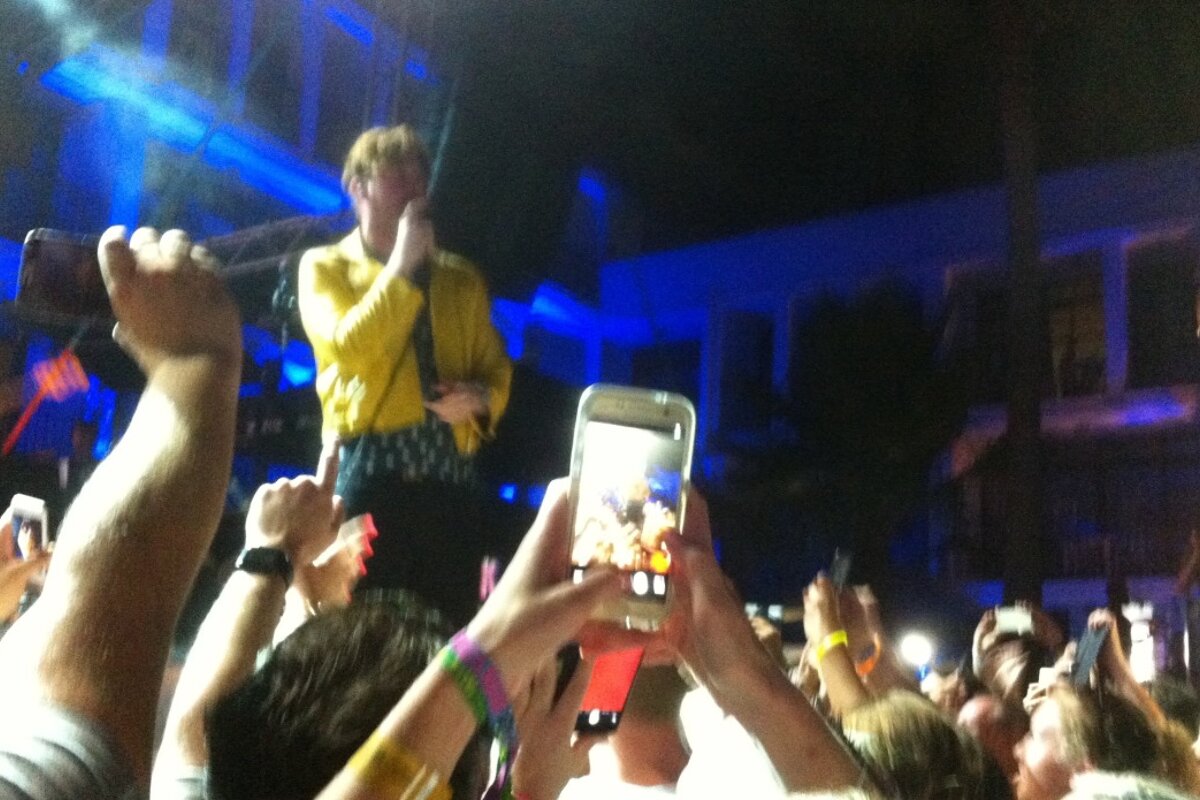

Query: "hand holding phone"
<box><xmin>994</xmin><ymin>605</ymin><xmax>1033</xmax><ymax>635</ymax></box>
<box><xmin>8</xmin><ymin>494</ymin><xmax>49</xmax><ymax>557</ymax></box>
<box><xmin>15</xmin><ymin>229</ymin><xmax>110</xmax><ymax>323</ymax></box>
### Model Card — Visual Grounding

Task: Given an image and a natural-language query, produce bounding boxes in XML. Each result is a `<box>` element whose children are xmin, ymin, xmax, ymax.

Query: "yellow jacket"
<box><xmin>297</xmin><ymin>232</ymin><xmax>512</xmax><ymax>454</ymax></box>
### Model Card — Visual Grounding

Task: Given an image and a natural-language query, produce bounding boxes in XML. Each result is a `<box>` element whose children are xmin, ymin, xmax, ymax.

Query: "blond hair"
<box><xmin>842</xmin><ymin>690</ymin><xmax>987</xmax><ymax>800</ymax></box>
<box><xmin>341</xmin><ymin>125</ymin><xmax>431</xmax><ymax>191</ymax></box>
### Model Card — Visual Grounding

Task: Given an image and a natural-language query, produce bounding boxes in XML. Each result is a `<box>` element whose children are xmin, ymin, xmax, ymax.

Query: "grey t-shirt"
<box><xmin>0</xmin><ymin>705</ymin><xmax>138</xmax><ymax>800</ymax></box>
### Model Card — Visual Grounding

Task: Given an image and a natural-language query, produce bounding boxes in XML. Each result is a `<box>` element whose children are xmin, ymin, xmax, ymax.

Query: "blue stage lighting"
<box><xmin>526</xmin><ymin>484</ymin><xmax>546</xmax><ymax>509</ymax></box>
<box><xmin>280</xmin><ymin>339</ymin><xmax>316</xmax><ymax>389</ymax></box>
<box><xmin>324</xmin><ymin>6</ymin><xmax>374</xmax><ymax>46</ymax></box>
<box><xmin>41</xmin><ymin>45</ymin><xmax>346</xmax><ymax>214</ymax></box>
<box><xmin>405</xmin><ymin>58</ymin><xmax>428</xmax><ymax>81</ymax></box>
<box><xmin>498</xmin><ymin>483</ymin><xmax>518</xmax><ymax>503</ymax></box>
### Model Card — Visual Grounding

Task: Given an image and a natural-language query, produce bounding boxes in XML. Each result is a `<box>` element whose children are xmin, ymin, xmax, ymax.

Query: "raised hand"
<box><xmin>387</xmin><ymin>197</ymin><xmax>436</xmax><ymax>280</ymax></box>
<box><xmin>98</xmin><ymin>227</ymin><xmax>241</xmax><ymax>375</ymax></box>
<box><xmin>512</xmin><ymin>654</ymin><xmax>598</xmax><ymax>800</ymax></box>
<box><xmin>1086</xmin><ymin>607</ymin><xmax>1129</xmax><ymax>677</ymax></box>
<box><xmin>803</xmin><ymin>573</ymin><xmax>844</xmax><ymax>645</ymax></box>
<box><xmin>0</xmin><ymin>505</ymin><xmax>51</xmax><ymax>622</ymax></box>
<box><xmin>244</xmin><ymin>439</ymin><xmax>342</xmax><ymax>566</ymax></box>
<box><xmin>465</xmin><ymin>479</ymin><xmax>628</xmax><ymax>698</ymax></box>
<box><xmin>660</xmin><ymin>491</ymin><xmax>773</xmax><ymax>699</ymax></box>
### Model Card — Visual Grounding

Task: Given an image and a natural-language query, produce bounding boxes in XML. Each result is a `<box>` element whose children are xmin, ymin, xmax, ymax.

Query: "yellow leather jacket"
<box><xmin>297</xmin><ymin>232</ymin><xmax>512</xmax><ymax>453</ymax></box>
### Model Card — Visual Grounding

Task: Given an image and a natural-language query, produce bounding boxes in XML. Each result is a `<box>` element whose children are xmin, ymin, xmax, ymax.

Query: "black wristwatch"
<box><xmin>235</xmin><ymin>547</ymin><xmax>293</xmax><ymax>587</ymax></box>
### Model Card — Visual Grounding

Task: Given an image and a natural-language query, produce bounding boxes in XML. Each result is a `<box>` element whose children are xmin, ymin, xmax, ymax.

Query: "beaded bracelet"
<box><xmin>816</xmin><ymin>629</ymin><xmax>849</xmax><ymax>661</ymax></box>
<box><xmin>346</xmin><ymin>730</ymin><xmax>450</xmax><ymax>800</ymax></box>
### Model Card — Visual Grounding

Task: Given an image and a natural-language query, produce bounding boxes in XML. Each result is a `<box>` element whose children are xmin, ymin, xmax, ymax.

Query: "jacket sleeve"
<box><xmin>297</xmin><ymin>248</ymin><xmax>425</xmax><ymax>375</ymax></box>
<box><xmin>466</xmin><ymin>275</ymin><xmax>513</xmax><ymax>440</ymax></box>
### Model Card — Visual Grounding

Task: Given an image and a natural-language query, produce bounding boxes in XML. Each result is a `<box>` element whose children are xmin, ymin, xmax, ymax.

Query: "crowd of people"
<box><xmin>3</xmin><ymin>124</ymin><xmax>1200</xmax><ymax>800</ymax></box>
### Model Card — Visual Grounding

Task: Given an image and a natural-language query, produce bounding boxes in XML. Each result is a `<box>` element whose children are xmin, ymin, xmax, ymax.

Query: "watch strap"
<box><xmin>235</xmin><ymin>547</ymin><xmax>293</xmax><ymax>587</ymax></box>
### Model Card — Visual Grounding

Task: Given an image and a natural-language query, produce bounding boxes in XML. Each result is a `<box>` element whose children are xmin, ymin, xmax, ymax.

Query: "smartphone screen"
<box><xmin>17</xmin><ymin>229</ymin><xmax>110</xmax><ymax>322</ymax></box>
<box><xmin>8</xmin><ymin>495</ymin><xmax>49</xmax><ymax>555</ymax></box>
<box><xmin>569</xmin><ymin>418</ymin><xmax>686</xmax><ymax>604</ymax></box>
<box><xmin>577</xmin><ymin>647</ymin><xmax>644</xmax><ymax>733</ymax></box>
<box><xmin>995</xmin><ymin>605</ymin><xmax>1033</xmax><ymax>634</ymax></box>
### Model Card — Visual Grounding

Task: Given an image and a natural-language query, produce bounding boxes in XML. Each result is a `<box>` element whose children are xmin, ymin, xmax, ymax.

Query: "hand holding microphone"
<box><xmin>387</xmin><ymin>196</ymin><xmax>436</xmax><ymax>281</ymax></box>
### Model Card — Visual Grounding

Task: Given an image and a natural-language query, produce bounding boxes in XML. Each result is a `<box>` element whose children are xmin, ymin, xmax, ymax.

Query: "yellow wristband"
<box><xmin>346</xmin><ymin>730</ymin><xmax>451</xmax><ymax>800</ymax></box>
<box><xmin>816</xmin><ymin>629</ymin><xmax>849</xmax><ymax>661</ymax></box>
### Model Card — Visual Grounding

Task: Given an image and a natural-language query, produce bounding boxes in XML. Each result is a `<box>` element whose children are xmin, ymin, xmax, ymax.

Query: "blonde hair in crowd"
<box><xmin>841</xmin><ymin>690</ymin><xmax>987</xmax><ymax>800</ymax></box>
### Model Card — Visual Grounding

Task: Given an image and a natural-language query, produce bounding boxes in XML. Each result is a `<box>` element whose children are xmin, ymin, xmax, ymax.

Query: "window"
<box><xmin>316</xmin><ymin>20</ymin><xmax>373</xmax><ymax>165</ymax></box>
<box><xmin>1127</xmin><ymin>236</ymin><xmax>1200</xmax><ymax>389</ymax></box>
<box><xmin>244</xmin><ymin>0</ymin><xmax>303</xmax><ymax>146</ymax></box>
<box><xmin>632</xmin><ymin>340</ymin><xmax>700</xmax><ymax>405</ymax></box>
<box><xmin>718</xmin><ymin>312</ymin><xmax>773</xmax><ymax>442</ymax></box>
<box><xmin>167</xmin><ymin>0</ymin><xmax>233</xmax><ymax>98</ymax></box>
<box><xmin>1045</xmin><ymin>252</ymin><xmax>1105</xmax><ymax>398</ymax></box>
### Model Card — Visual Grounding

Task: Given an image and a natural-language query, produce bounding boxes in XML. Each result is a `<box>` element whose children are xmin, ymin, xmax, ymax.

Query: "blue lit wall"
<box><xmin>0</xmin><ymin>237</ymin><xmax>20</xmax><ymax>301</ymax></box>
<box><xmin>600</xmin><ymin>147</ymin><xmax>1200</xmax><ymax>320</ymax></box>
<box><xmin>1</xmin><ymin>0</ymin><xmax>449</xmax><ymax>466</ymax></box>
<box><xmin>19</xmin><ymin>0</ymin><xmax>444</xmax><ymax>238</ymax></box>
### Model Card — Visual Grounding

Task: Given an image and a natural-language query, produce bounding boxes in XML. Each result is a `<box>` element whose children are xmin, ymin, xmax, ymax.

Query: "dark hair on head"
<box><xmin>979</xmin><ymin>634</ymin><xmax>1053</xmax><ymax>705</ymax></box>
<box><xmin>1145</xmin><ymin>676</ymin><xmax>1200</xmax><ymax>739</ymax></box>
<box><xmin>1049</xmin><ymin>683</ymin><xmax>1158</xmax><ymax>774</ymax></box>
<box><xmin>206</xmin><ymin>593</ymin><xmax>455</xmax><ymax>800</ymax></box>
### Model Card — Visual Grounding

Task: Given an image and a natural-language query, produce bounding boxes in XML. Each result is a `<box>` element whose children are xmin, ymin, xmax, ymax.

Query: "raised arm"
<box><xmin>662</xmin><ymin>494</ymin><xmax>868</xmax><ymax>794</ymax></box>
<box><xmin>298</xmin><ymin>200</ymin><xmax>435</xmax><ymax>375</ymax></box>
<box><xmin>1088</xmin><ymin>607</ymin><xmax>1166</xmax><ymax>727</ymax></box>
<box><xmin>803</xmin><ymin>574</ymin><xmax>872</xmax><ymax>717</ymax></box>
<box><xmin>0</xmin><ymin>226</ymin><xmax>242</xmax><ymax>786</ymax></box>
<box><xmin>316</xmin><ymin>480</ymin><xmax>628</xmax><ymax>800</ymax></box>
<box><xmin>153</xmin><ymin>442</ymin><xmax>343</xmax><ymax>791</ymax></box>
<box><xmin>0</xmin><ymin>504</ymin><xmax>51</xmax><ymax>623</ymax></box>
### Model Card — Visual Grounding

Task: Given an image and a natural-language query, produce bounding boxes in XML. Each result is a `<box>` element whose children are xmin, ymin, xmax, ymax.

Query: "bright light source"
<box><xmin>899</xmin><ymin>632</ymin><xmax>934</xmax><ymax>668</ymax></box>
<box><xmin>1123</xmin><ymin>602</ymin><xmax>1157</xmax><ymax>683</ymax></box>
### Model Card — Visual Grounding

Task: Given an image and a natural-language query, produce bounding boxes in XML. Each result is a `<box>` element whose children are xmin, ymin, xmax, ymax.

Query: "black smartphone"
<box><xmin>830</xmin><ymin>548</ymin><xmax>852</xmax><ymax>590</ymax></box>
<box><xmin>12</xmin><ymin>229</ymin><xmax>145</xmax><ymax>390</ymax></box>
<box><xmin>576</xmin><ymin>646</ymin><xmax>645</xmax><ymax>734</ymax></box>
<box><xmin>16</xmin><ymin>229</ymin><xmax>110</xmax><ymax>324</ymax></box>
<box><xmin>1071</xmin><ymin>625</ymin><xmax>1109</xmax><ymax>686</ymax></box>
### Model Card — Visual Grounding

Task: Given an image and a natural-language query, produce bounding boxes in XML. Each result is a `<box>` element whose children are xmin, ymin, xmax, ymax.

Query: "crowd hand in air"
<box><xmin>466</xmin><ymin>479</ymin><xmax>643</xmax><ymax>702</ymax></box>
<box><xmin>0</xmin><ymin>504</ymin><xmax>51</xmax><ymax>622</ymax></box>
<box><xmin>102</xmin><ymin>227</ymin><xmax>242</xmax><ymax>376</ymax></box>
<box><xmin>511</xmin><ymin>654</ymin><xmax>600</xmax><ymax>800</ymax></box>
<box><xmin>660</xmin><ymin>490</ymin><xmax>867</xmax><ymax>792</ymax></box>
<box><xmin>803</xmin><ymin>573</ymin><xmax>871</xmax><ymax>715</ymax></box>
<box><xmin>245</xmin><ymin>439</ymin><xmax>344</xmax><ymax>567</ymax></box>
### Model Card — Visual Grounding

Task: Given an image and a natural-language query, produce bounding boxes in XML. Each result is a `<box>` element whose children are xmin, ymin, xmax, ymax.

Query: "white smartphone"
<box><xmin>995</xmin><ymin>605</ymin><xmax>1033</xmax><ymax>635</ymax></box>
<box><xmin>567</xmin><ymin>384</ymin><xmax>696</xmax><ymax>630</ymax></box>
<box><xmin>9</xmin><ymin>493</ymin><xmax>49</xmax><ymax>555</ymax></box>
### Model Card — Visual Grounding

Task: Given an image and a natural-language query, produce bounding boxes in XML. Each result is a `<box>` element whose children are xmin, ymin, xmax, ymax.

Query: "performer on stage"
<box><xmin>298</xmin><ymin>124</ymin><xmax>512</xmax><ymax>622</ymax></box>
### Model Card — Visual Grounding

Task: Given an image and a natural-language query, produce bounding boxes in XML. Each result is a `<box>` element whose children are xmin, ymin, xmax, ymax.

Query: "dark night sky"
<box><xmin>427</xmin><ymin>1</ymin><xmax>1200</xmax><ymax>298</ymax></box>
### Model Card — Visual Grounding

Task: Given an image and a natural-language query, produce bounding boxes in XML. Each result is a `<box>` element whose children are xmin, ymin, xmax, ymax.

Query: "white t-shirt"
<box><xmin>559</xmin><ymin>773</ymin><xmax>677</xmax><ymax>800</ymax></box>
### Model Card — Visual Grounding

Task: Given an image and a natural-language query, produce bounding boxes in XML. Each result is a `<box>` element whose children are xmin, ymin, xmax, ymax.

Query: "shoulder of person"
<box><xmin>433</xmin><ymin>250</ymin><xmax>488</xmax><ymax>287</ymax></box>
<box><xmin>299</xmin><ymin>234</ymin><xmax>358</xmax><ymax>273</ymax></box>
